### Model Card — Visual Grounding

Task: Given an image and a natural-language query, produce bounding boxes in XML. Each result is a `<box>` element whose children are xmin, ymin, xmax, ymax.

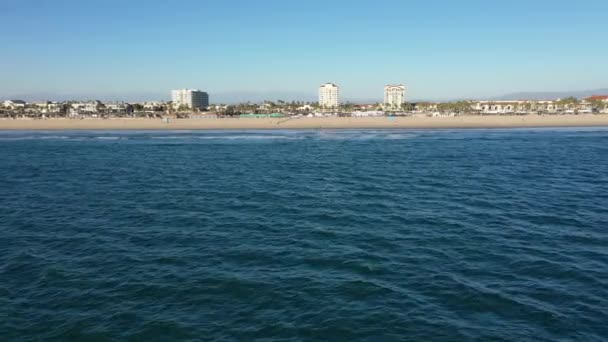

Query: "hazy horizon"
<box><xmin>4</xmin><ymin>87</ymin><xmax>608</xmax><ymax>104</ymax></box>
<box><xmin>2</xmin><ymin>0</ymin><xmax>608</xmax><ymax>101</ymax></box>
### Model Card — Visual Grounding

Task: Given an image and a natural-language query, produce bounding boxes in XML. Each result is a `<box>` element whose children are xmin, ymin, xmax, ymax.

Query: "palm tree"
<box><xmin>557</xmin><ymin>97</ymin><xmax>579</xmax><ymax>112</ymax></box>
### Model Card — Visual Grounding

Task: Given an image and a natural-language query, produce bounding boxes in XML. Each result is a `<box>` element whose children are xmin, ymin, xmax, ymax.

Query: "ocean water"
<box><xmin>1</xmin><ymin>129</ymin><xmax>607</xmax><ymax>341</ymax></box>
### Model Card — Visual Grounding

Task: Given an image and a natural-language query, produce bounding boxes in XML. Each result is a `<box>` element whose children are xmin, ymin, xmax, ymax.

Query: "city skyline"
<box><xmin>1</xmin><ymin>0</ymin><xmax>608</xmax><ymax>101</ymax></box>
<box><xmin>5</xmin><ymin>86</ymin><xmax>608</xmax><ymax>105</ymax></box>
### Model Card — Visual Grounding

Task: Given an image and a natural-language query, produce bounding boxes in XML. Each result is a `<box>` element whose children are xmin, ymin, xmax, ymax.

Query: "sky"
<box><xmin>1</xmin><ymin>0</ymin><xmax>608</xmax><ymax>102</ymax></box>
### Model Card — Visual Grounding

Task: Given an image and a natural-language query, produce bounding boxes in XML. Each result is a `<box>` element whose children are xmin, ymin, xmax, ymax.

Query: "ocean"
<box><xmin>1</xmin><ymin>129</ymin><xmax>607</xmax><ymax>341</ymax></box>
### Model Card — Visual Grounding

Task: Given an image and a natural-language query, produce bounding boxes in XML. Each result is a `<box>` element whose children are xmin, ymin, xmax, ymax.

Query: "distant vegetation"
<box><xmin>2</xmin><ymin>97</ymin><xmax>607</xmax><ymax>119</ymax></box>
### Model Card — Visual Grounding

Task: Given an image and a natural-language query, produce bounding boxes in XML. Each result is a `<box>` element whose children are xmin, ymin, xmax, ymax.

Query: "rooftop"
<box><xmin>587</xmin><ymin>95</ymin><xmax>608</xmax><ymax>101</ymax></box>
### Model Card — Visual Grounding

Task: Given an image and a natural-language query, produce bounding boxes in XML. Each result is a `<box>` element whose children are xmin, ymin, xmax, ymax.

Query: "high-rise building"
<box><xmin>384</xmin><ymin>85</ymin><xmax>406</xmax><ymax>109</ymax></box>
<box><xmin>319</xmin><ymin>83</ymin><xmax>340</xmax><ymax>108</ymax></box>
<box><xmin>171</xmin><ymin>89</ymin><xmax>209</xmax><ymax>110</ymax></box>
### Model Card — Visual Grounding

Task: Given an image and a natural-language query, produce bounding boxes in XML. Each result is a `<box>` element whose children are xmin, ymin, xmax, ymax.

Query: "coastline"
<box><xmin>1</xmin><ymin>114</ymin><xmax>608</xmax><ymax>130</ymax></box>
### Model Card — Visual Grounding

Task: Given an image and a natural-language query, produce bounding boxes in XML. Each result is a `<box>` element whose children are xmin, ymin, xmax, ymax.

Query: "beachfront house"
<box><xmin>2</xmin><ymin>100</ymin><xmax>26</xmax><ymax>110</ymax></box>
<box><xmin>354</xmin><ymin>104</ymin><xmax>374</xmax><ymax>111</ymax></box>
<box><xmin>33</xmin><ymin>101</ymin><xmax>65</xmax><ymax>114</ymax></box>
<box><xmin>472</xmin><ymin>100</ymin><xmax>558</xmax><ymax>114</ymax></box>
<box><xmin>85</xmin><ymin>100</ymin><xmax>103</xmax><ymax>113</ymax></box>
<box><xmin>70</xmin><ymin>100</ymin><xmax>104</xmax><ymax>116</ymax></box>
<box><xmin>106</xmin><ymin>102</ymin><xmax>133</xmax><ymax>114</ymax></box>
<box><xmin>143</xmin><ymin>101</ymin><xmax>166</xmax><ymax>112</ymax></box>
<box><xmin>585</xmin><ymin>96</ymin><xmax>608</xmax><ymax>113</ymax></box>
<box><xmin>296</xmin><ymin>104</ymin><xmax>314</xmax><ymax>112</ymax></box>
<box><xmin>577</xmin><ymin>101</ymin><xmax>594</xmax><ymax>114</ymax></box>
<box><xmin>258</xmin><ymin>103</ymin><xmax>274</xmax><ymax>112</ymax></box>
<box><xmin>474</xmin><ymin>101</ymin><xmax>520</xmax><ymax>114</ymax></box>
<box><xmin>587</xmin><ymin>95</ymin><xmax>608</xmax><ymax>103</ymax></box>
<box><xmin>210</xmin><ymin>104</ymin><xmax>228</xmax><ymax>112</ymax></box>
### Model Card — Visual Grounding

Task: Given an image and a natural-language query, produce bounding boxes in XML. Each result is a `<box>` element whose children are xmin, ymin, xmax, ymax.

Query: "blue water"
<box><xmin>1</xmin><ymin>129</ymin><xmax>608</xmax><ymax>341</ymax></box>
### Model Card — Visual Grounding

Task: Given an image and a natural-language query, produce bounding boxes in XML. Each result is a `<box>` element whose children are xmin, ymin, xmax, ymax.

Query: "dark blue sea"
<box><xmin>1</xmin><ymin>129</ymin><xmax>608</xmax><ymax>341</ymax></box>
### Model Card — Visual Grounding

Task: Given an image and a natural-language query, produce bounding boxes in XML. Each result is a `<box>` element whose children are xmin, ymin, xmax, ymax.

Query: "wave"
<box><xmin>94</xmin><ymin>136</ymin><xmax>123</xmax><ymax>140</ymax></box>
<box><xmin>2</xmin><ymin>127</ymin><xmax>608</xmax><ymax>340</ymax></box>
<box><xmin>0</xmin><ymin>135</ymin><xmax>72</xmax><ymax>141</ymax></box>
<box><xmin>315</xmin><ymin>131</ymin><xmax>419</xmax><ymax>140</ymax></box>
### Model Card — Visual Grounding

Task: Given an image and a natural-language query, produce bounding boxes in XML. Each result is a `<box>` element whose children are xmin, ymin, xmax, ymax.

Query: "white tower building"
<box><xmin>384</xmin><ymin>85</ymin><xmax>406</xmax><ymax>109</ymax></box>
<box><xmin>319</xmin><ymin>83</ymin><xmax>340</xmax><ymax>108</ymax></box>
<box><xmin>171</xmin><ymin>89</ymin><xmax>209</xmax><ymax>110</ymax></box>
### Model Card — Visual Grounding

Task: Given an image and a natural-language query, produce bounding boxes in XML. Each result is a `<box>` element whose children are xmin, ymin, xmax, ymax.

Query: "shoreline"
<box><xmin>1</xmin><ymin>115</ymin><xmax>608</xmax><ymax>130</ymax></box>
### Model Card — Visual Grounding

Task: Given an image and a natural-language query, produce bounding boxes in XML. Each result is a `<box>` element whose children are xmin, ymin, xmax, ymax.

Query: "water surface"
<box><xmin>1</xmin><ymin>129</ymin><xmax>607</xmax><ymax>340</ymax></box>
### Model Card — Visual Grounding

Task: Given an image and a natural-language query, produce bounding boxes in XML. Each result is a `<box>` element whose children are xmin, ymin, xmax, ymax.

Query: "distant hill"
<box><xmin>495</xmin><ymin>89</ymin><xmax>608</xmax><ymax>101</ymax></box>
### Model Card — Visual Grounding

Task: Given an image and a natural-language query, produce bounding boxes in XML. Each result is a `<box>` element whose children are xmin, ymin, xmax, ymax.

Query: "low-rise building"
<box><xmin>106</xmin><ymin>102</ymin><xmax>132</xmax><ymax>114</ymax></box>
<box><xmin>473</xmin><ymin>100</ymin><xmax>558</xmax><ymax>114</ymax></box>
<box><xmin>474</xmin><ymin>101</ymin><xmax>519</xmax><ymax>114</ymax></box>
<box><xmin>586</xmin><ymin>95</ymin><xmax>608</xmax><ymax>102</ymax></box>
<box><xmin>354</xmin><ymin>104</ymin><xmax>379</xmax><ymax>111</ymax></box>
<box><xmin>576</xmin><ymin>101</ymin><xmax>593</xmax><ymax>113</ymax></box>
<box><xmin>210</xmin><ymin>104</ymin><xmax>228</xmax><ymax>112</ymax></box>
<box><xmin>70</xmin><ymin>100</ymin><xmax>104</xmax><ymax>115</ymax></box>
<box><xmin>585</xmin><ymin>95</ymin><xmax>608</xmax><ymax>113</ymax></box>
<box><xmin>86</xmin><ymin>100</ymin><xmax>103</xmax><ymax>113</ymax></box>
<box><xmin>296</xmin><ymin>104</ymin><xmax>314</xmax><ymax>112</ymax></box>
<box><xmin>33</xmin><ymin>101</ymin><xmax>64</xmax><ymax>114</ymax></box>
<box><xmin>258</xmin><ymin>103</ymin><xmax>273</xmax><ymax>112</ymax></box>
<box><xmin>2</xmin><ymin>100</ymin><xmax>26</xmax><ymax>109</ymax></box>
<box><xmin>143</xmin><ymin>101</ymin><xmax>166</xmax><ymax>112</ymax></box>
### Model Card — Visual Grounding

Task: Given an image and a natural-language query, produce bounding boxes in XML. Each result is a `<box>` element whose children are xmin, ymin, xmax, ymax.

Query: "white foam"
<box><xmin>94</xmin><ymin>136</ymin><xmax>122</xmax><ymax>140</ymax></box>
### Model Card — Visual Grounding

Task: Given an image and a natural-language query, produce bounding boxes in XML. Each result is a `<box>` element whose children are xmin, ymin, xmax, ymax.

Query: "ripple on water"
<box><xmin>1</xmin><ymin>128</ymin><xmax>607</xmax><ymax>340</ymax></box>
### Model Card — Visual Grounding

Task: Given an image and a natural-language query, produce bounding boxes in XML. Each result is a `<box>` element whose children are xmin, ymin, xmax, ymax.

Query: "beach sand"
<box><xmin>1</xmin><ymin>115</ymin><xmax>608</xmax><ymax>130</ymax></box>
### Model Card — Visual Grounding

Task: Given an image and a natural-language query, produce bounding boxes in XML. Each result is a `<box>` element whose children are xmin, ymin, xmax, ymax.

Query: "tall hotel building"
<box><xmin>384</xmin><ymin>85</ymin><xmax>406</xmax><ymax>109</ymax></box>
<box><xmin>319</xmin><ymin>83</ymin><xmax>340</xmax><ymax>108</ymax></box>
<box><xmin>171</xmin><ymin>89</ymin><xmax>209</xmax><ymax>110</ymax></box>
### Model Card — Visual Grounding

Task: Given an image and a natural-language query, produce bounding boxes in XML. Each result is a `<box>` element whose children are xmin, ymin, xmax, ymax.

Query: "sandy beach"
<box><xmin>1</xmin><ymin>115</ymin><xmax>608</xmax><ymax>130</ymax></box>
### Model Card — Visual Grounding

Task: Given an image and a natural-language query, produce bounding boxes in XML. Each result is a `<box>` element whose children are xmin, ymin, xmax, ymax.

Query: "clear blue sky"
<box><xmin>1</xmin><ymin>0</ymin><xmax>607</xmax><ymax>102</ymax></box>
